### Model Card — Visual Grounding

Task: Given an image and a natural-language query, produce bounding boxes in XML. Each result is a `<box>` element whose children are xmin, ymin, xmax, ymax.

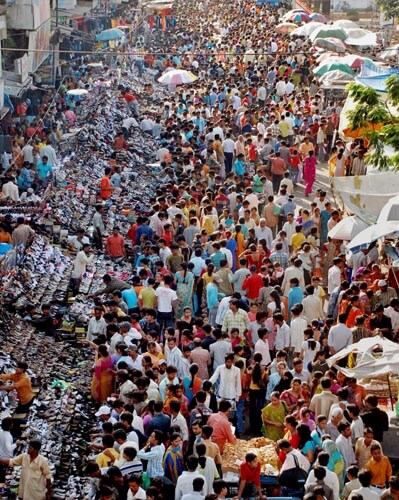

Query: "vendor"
<box><xmin>234</xmin><ymin>453</ymin><xmax>264</xmax><ymax>500</ymax></box>
<box><xmin>0</xmin><ymin>361</ymin><xmax>36</xmax><ymax>413</ymax></box>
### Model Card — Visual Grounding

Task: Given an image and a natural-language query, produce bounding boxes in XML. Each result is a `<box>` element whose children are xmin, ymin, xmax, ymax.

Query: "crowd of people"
<box><xmin>0</xmin><ymin>0</ymin><xmax>398</xmax><ymax>499</ymax></box>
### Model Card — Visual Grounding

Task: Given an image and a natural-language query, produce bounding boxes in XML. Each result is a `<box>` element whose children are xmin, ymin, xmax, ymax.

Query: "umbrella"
<box><xmin>158</xmin><ymin>69</ymin><xmax>198</xmax><ymax>85</ymax></box>
<box><xmin>310</xmin><ymin>26</ymin><xmax>348</xmax><ymax>42</ymax></box>
<box><xmin>67</xmin><ymin>89</ymin><xmax>89</xmax><ymax>96</ymax></box>
<box><xmin>377</xmin><ymin>195</ymin><xmax>399</xmax><ymax>223</ymax></box>
<box><xmin>313</xmin><ymin>61</ymin><xmax>354</xmax><ymax>76</ymax></box>
<box><xmin>283</xmin><ymin>11</ymin><xmax>310</xmax><ymax>23</ymax></box>
<box><xmin>380</xmin><ymin>44</ymin><xmax>399</xmax><ymax>61</ymax></box>
<box><xmin>316</xmin><ymin>51</ymin><xmax>341</xmax><ymax>63</ymax></box>
<box><xmin>339</xmin><ymin>54</ymin><xmax>374</xmax><ymax>69</ymax></box>
<box><xmin>344</xmin><ymin>28</ymin><xmax>377</xmax><ymax>46</ymax></box>
<box><xmin>333</xmin><ymin>19</ymin><xmax>359</xmax><ymax>29</ymax></box>
<box><xmin>313</xmin><ymin>37</ymin><xmax>347</xmax><ymax>53</ymax></box>
<box><xmin>310</xmin><ymin>12</ymin><xmax>328</xmax><ymax>23</ymax></box>
<box><xmin>275</xmin><ymin>22</ymin><xmax>299</xmax><ymax>33</ymax></box>
<box><xmin>327</xmin><ymin>215</ymin><xmax>369</xmax><ymax>240</ymax></box>
<box><xmin>290</xmin><ymin>21</ymin><xmax>324</xmax><ymax>37</ymax></box>
<box><xmin>319</xmin><ymin>69</ymin><xmax>355</xmax><ymax>84</ymax></box>
<box><xmin>96</xmin><ymin>28</ymin><xmax>126</xmax><ymax>42</ymax></box>
<box><xmin>347</xmin><ymin>220</ymin><xmax>399</xmax><ymax>251</ymax></box>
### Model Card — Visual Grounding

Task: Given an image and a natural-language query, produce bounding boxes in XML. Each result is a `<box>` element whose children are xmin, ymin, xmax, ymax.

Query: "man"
<box><xmin>0</xmin><ymin>439</ymin><xmax>52</xmax><ymax>500</ymax></box>
<box><xmin>190</xmin><ymin>338</ymin><xmax>211</xmax><ymax>379</ymax></box>
<box><xmin>230</xmin><ymin>260</ymin><xmax>251</xmax><ymax>296</ymax></box>
<box><xmin>348</xmin><ymin>469</ymin><xmax>380</xmax><ymax>500</ymax></box>
<box><xmin>166</xmin><ymin>337</ymin><xmax>184</xmax><ymax>377</ymax></box>
<box><xmin>381</xmin><ymin>475</ymin><xmax>399</xmax><ymax>500</ymax></box>
<box><xmin>236</xmin><ymin>453</ymin><xmax>263</xmax><ymax>500</ymax></box>
<box><xmin>137</xmin><ymin>430</ymin><xmax>165</xmax><ymax>478</ymax></box>
<box><xmin>36</xmin><ymin>156</ymin><xmax>53</xmax><ymax>186</ymax></box>
<box><xmin>106</xmin><ymin>227</ymin><xmax>126</xmax><ymax>261</ymax></box>
<box><xmin>266</xmin><ymin>361</ymin><xmax>287</xmax><ymax>401</ymax></box>
<box><xmin>255</xmin><ymin>218</ymin><xmax>273</xmax><ymax>250</ymax></box>
<box><xmin>290</xmin><ymin>308</ymin><xmax>307</xmax><ymax>357</ymax></box>
<box><xmin>309</xmin><ymin>377</ymin><xmax>339</xmax><ymax>418</ymax></box>
<box><xmin>207</xmin><ymin>400</ymin><xmax>237</xmax><ymax>453</ymax></box>
<box><xmin>209</xmin><ymin>353</ymin><xmax>241</xmax><ymax>403</ymax></box>
<box><xmin>291</xmin><ymin>357</ymin><xmax>310</xmax><ymax>383</ymax></box>
<box><xmin>336</xmin><ymin>422</ymin><xmax>356</xmax><ymax>469</ymax></box>
<box><xmin>127</xmin><ymin>473</ymin><xmax>146</xmax><ymax>500</ymax></box>
<box><xmin>274</xmin><ymin>313</ymin><xmax>291</xmax><ymax>352</ymax></box>
<box><xmin>242</xmin><ymin>265</ymin><xmax>263</xmax><ymax>304</ymax></box>
<box><xmin>375</xmin><ymin>279</ymin><xmax>398</xmax><ymax>308</ymax></box>
<box><xmin>93</xmin><ymin>274</ymin><xmax>130</xmax><ymax>297</ymax></box>
<box><xmin>71</xmin><ymin>243</ymin><xmax>93</xmax><ymax>296</ymax></box>
<box><xmin>306</xmin><ymin>453</ymin><xmax>339</xmax><ymax>500</ymax></box>
<box><xmin>40</xmin><ymin>139</ymin><xmax>57</xmax><ymax>166</ymax></box>
<box><xmin>221</xmin><ymin>299</ymin><xmax>249</xmax><ymax>336</ymax></box>
<box><xmin>302</xmin><ymin>285</ymin><xmax>324</xmax><ymax>321</ymax></box>
<box><xmin>268</xmin><ymin>151</ymin><xmax>286</xmax><ymax>194</ymax></box>
<box><xmin>181</xmin><ymin>477</ymin><xmax>205</xmax><ymax>500</ymax></box>
<box><xmin>0</xmin><ymin>361</ymin><xmax>35</xmax><ymax>413</ymax></box>
<box><xmin>328</xmin><ymin>314</ymin><xmax>352</xmax><ymax>355</ymax></box>
<box><xmin>155</xmin><ymin>275</ymin><xmax>178</xmax><ymax>331</ymax></box>
<box><xmin>355</xmin><ymin>428</ymin><xmax>379</xmax><ymax>469</ymax></box>
<box><xmin>328</xmin><ymin>258</ymin><xmax>342</xmax><ymax>295</ymax></box>
<box><xmin>361</xmin><ymin>395</ymin><xmax>389</xmax><ymax>442</ymax></box>
<box><xmin>278</xmin><ymin>439</ymin><xmax>310</xmax><ymax>497</ymax></box>
<box><xmin>12</xmin><ymin>217</ymin><xmax>35</xmax><ymax>247</ymax></box>
<box><xmin>305</xmin><ymin>466</ymin><xmax>334</xmax><ymax>500</ymax></box>
<box><xmin>92</xmin><ymin>204</ymin><xmax>105</xmax><ymax>251</ymax></box>
<box><xmin>2</xmin><ymin>176</ymin><xmax>19</xmax><ymax>202</ymax></box>
<box><xmin>223</xmin><ymin>132</ymin><xmax>235</xmax><ymax>175</ymax></box>
<box><xmin>365</xmin><ymin>444</ymin><xmax>393</xmax><ymax>494</ymax></box>
<box><xmin>281</xmin><ymin>259</ymin><xmax>305</xmax><ymax>297</ymax></box>
<box><xmin>175</xmin><ymin>456</ymin><xmax>206</xmax><ymax>500</ymax></box>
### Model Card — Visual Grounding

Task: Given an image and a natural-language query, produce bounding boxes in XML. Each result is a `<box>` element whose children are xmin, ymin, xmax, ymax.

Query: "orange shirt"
<box><xmin>99</xmin><ymin>176</ymin><xmax>112</xmax><ymax>199</ymax></box>
<box><xmin>207</xmin><ymin>411</ymin><xmax>237</xmax><ymax>453</ymax></box>
<box><xmin>365</xmin><ymin>456</ymin><xmax>392</xmax><ymax>486</ymax></box>
<box><xmin>0</xmin><ymin>373</ymin><xmax>35</xmax><ymax>405</ymax></box>
<box><xmin>106</xmin><ymin>234</ymin><xmax>125</xmax><ymax>258</ymax></box>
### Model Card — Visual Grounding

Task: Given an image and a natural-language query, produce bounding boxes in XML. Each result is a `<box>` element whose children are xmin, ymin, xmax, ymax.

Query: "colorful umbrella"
<box><xmin>158</xmin><ymin>69</ymin><xmax>198</xmax><ymax>85</ymax></box>
<box><xmin>319</xmin><ymin>69</ymin><xmax>355</xmax><ymax>84</ymax></box>
<box><xmin>333</xmin><ymin>19</ymin><xmax>359</xmax><ymax>29</ymax></box>
<box><xmin>310</xmin><ymin>12</ymin><xmax>328</xmax><ymax>23</ymax></box>
<box><xmin>339</xmin><ymin>54</ymin><xmax>374</xmax><ymax>69</ymax></box>
<box><xmin>313</xmin><ymin>61</ymin><xmax>355</xmax><ymax>76</ymax></box>
<box><xmin>310</xmin><ymin>26</ymin><xmax>348</xmax><ymax>42</ymax></box>
<box><xmin>275</xmin><ymin>22</ymin><xmax>298</xmax><ymax>33</ymax></box>
<box><xmin>283</xmin><ymin>11</ymin><xmax>310</xmax><ymax>23</ymax></box>
<box><xmin>313</xmin><ymin>37</ymin><xmax>347</xmax><ymax>53</ymax></box>
<box><xmin>96</xmin><ymin>28</ymin><xmax>126</xmax><ymax>42</ymax></box>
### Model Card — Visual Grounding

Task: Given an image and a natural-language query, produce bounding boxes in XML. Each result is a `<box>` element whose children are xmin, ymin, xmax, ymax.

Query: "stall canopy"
<box><xmin>327</xmin><ymin>337</ymin><xmax>399</xmax><ymax>378</ymax></box>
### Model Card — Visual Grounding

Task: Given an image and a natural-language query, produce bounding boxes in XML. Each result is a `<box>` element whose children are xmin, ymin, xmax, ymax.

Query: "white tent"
<box><xmin>377</xmin><ymin>195</ymin><xmax>399</xmax><ymax>223</ymax></box>
<box><xmin>327</xmin><ymin>337</ymin><xmax>399</xmax><ymax>378</ymax></box>
<box><xmin>327</xmin><ymin>215</ymin><xmax>369</xmax><ymax>240</ymax></box>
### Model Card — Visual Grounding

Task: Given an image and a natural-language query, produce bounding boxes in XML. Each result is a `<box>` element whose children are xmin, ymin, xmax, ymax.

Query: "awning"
<box><xmin>0</xmin><ymin>107</ymin><xmax>10</xmax><ymax>120</ymax></box>
<box><xmin>4</xmin><ymin>79</ymin><xmax>32</xmax><ymax>97</ymax></box>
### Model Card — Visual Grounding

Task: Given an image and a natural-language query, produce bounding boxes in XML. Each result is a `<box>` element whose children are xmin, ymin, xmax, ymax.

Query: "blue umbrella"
<box><xmin>96</xmin><ymin>28</ymin><xmax>126</xmax><ymax>42</ymax></box>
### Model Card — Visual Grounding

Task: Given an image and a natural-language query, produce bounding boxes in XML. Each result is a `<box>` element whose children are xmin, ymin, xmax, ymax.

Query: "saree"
<box><xmin>322</xmin><ymin>439</ymin><xmax>345</xmax><ymax>491</ymax></box>
<box><xmin>164</xmin><ymin>447</ymin><xmax>184</xmax><ymax>483</ymax></box>
<box><xmin>91</xmin><ymin>355</ymin><xmax>114</xmax><ymax>403</ymax></box>
<box><xmin>261</xmin><ymin>401</ymin><xmax>287</xmax><ymax>441</ymax></box>
<box><xmin>175</xmin><ymin>271</ymin><xmax>194</xmax><ymax>317</ymax></box>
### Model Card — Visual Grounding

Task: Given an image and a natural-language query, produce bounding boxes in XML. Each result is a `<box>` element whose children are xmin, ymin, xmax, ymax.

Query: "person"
<box><xmin>207</xmin><ymin>400</ymin><xmax>237</xmax><ymax>453</ymax></box>
<box><xmin>278</xmin><ymin>439</ymin><xmax>310</xmax><ymax>497</ymax></box>
<box><xmin>343</xmin><ymin>466</ymin><xmax>361</xmax><ymax>500</ymax></box>
<box><xmin>234</xmin><ymin>453</ymin><xmax>264</xmax><ymax>500</ymax></box>
<box><xmin>86</xmin><ymin>343</ymin><xmax>114</xmax><ymax>403</ymax></box>
<box><xmin>348</xmin><ymin>469</ymin><xmax>380</xmax><ymax>500</ymax></box>
<box><xmin>0</xmin><ymin>361</ymin><xmax>36</xmax><ymax>412</ymax></box>
<box><xmin>175</xmin><ymin>262</ymin><xmax>195</xmax><ymax>317</ymax></box>
<box><xmin>322</xmin><ymin>438</ymin><xmax>345</xmax><ymax>492</ymax></box>
<box><xmin>181</xmin><ymin>477</ymin><xmax>206</xmax><ymax>500</ymax></box>
<box><xmin>209</xmin><ymin>353</ymin><xmax>241</xmax><ymax>402</ymax></box>
<box><xmin>381</xmin><ymin>476</ymin><xmax>399</xmax><ymax>500</ymax></box>
<box><xmin>303</xmin><ymin>150</ymin><xmax>317</xmax><ymax>197</ymax></box>
<box><xmin>261</xmin><ymin>391</ymin><xmax>288</xmax><ymax>441</ymax></box>
<box><xmin>305</xmin><ymin>452</ymin><xmax>340</xmax><ymax>500</ymax></box>
<box><xmin>70</xmin><ymin>243</ymin><xmax>93</xmax><ymax>296</ymax></box>
<box><xmin>365</xmin><ymin>444</ymin><xmax>393</xmax><ymax>493</ymax></box>
<box><xmin>328</xmin><ymin>313</ymin><xmax>352</xmax><ymax>355</ymax></box>
<box><xmin>336</xmin><ymin>422</ymin><xmax>356</xmax><ymax>469</ymax></box>
<box><xmin>309</xmin><ymin>377</ymin><xmax>338</xmax><ymax>417</ymax></box>
<box><xmin>155</xmin><ymin>275</ymin><xmax>178</xmax><ymax>331</ymax></box>
<box><xmin>361</xmin><ymin>394</ymin><xmax>389</xmax><ymax>442</ymax></box>
<box><xmin>175</xmin><ymin>456</ymin><xmax>206</xmax><ymax>500</ymax></box>
<box><xmin>305</xmin><ymin>466</ymin><xmax>334</xmax><ymax>500</ymax></box>
<box><xmin>0</xmin><ymin>417</ymin><xmax>15</xmax><ymax>482</ymax></box>
<box><xmin>12</xmin><ymin>217</ymin><xmax>35</xmax><ymax>247</ymax></box>
<box><xmin>164</xmin><ymin>432</ymin><xmax>184</xmax><ymax>484</ymax></box>
<box><xmin>127</xmin><ymin>473</ymin><xmax>146</xmax><ymax>500</ymax></box>
<box><xmin>137</xmin><ymin>430</ymin><xmax>165</xmax><ymax>478</ymax></box>
<box><xmin>0</xmin><ymin>439</ymin><xmax>52</xmax><ymax>500</ymax></box>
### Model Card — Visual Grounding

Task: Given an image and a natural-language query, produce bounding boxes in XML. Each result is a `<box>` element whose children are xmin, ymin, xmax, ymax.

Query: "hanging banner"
<box><xmin>28</xmin><ymin>19</ymin><xmax>51</xmax><ymax>73</ymax></box>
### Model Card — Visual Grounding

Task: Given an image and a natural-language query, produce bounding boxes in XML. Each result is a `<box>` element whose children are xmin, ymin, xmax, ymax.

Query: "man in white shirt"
<box><xmin>255</xmin><ymin>218</ymin><xmax>273</xmax><ymax>249</ymax></box>
<box><xmin>328</xmin><ymin>258</ymin><xmax>342</xmax><ymax>295</ymax></box>
<box><xmin>40</xmin><ymin>141</ymin><xmax>57</xmax><ymax>166</ymax></box>
<box><xmin>2</xmin><ymin>176</ymin><xmax>19</xmax><ymax>202</ymax></box>
<box><xmin>254</xmin><ymin>328</ymin><xmax>271</xmax><ymax>366</ymax></box>
<box><xmin>21</xmin><ymin>143</ymin><xmax>34</xmax><ymax>163</ymax></box>
<box><xmin>282</xmin><ymin>214</ymin><xmax>296</xmax><ymax>248</ymax></box>
<box><xmin>222</xmin><ymin>132</ymin><xmax>235</xmax><ymax>175</ymax></box>
<box><xmin>166</xmin><ymin>337</ymin><xmax>184</xmax><ymax>375</ymax></box>
<box><xmin>305</xmin><ymin>451</ymin><xmax>340</xmax><ymax>500</ymax></box>
<box><xmin>0</xmin><ymin>417</ymin><xmax>16</xmax><ymax>460</ymax></box>
<box><xmin>87</xmin><ymin>307</ymin><xmax>107</xmax><ymax>341</ymax></box>
<box><xmin>336</xmin><ymin>422</ymin><xmax>356</xmax><ymax>469</ymax></box>
<box><xmin>278</xmin><ymin>440</ymin><xmax>310</xmax><ymax>496</ymax></box>
<box><xmin>302</xmin><ymin>285</ymin><xmax>324</xmax><ymax>321</ymax></box>
<box><xmin>348</xmin><ymin>469</ymin><xmax>380</xmax><ymax>500</ymax></box>
<box><xmin>290</xmin><ymin>306</ymin><xmax>307</xmax><ymax>356</ymax></box>
<box><xmin>71</xmin><ymin>244</ymin><xmax>93</xmax><ymax>296</ymax></box>
<box><xmin>209</xmin><ymin>353</ymin><xmax>241</xmax><ymax>402</ymax></box>
<box><xmin>328</xmin><ymin>314</ymin><xmax>352</xmax><ymax>355</ymax></box>
<box><xmin>274</xmin><ymin>314</ymin><xmax>291</xmax><ymax>351</ymax></box>
<box><xmin>155</xmin><ymin>275</ymin><xmax>177</xmax><ymax>330</ymax></box>
<box><xmin>175</xmin><ymin>457</ymin><xmax>206</xmax><ymax>500</ymax></box>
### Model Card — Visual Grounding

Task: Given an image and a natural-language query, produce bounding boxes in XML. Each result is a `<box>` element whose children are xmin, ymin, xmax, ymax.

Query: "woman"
<box><xmin>334</xmin><ymin>149</ymin><xmax>345</xmax><ymax>177</ymax></box>
<box><xmin>196</xmin><ymin>443</ymin><xmax>219</xmax><ymax>495</ymax></box>
<box><xmin>175</xmin><ymin>263</ymin><xmax>194</xmax><ymax>318</ymax></box>
<box><xmin>267</xmin><ymin>290</ymin><xmax>284</xmax><ymax>317</ymax></box>
<box><xmin>233</xmin><ymin>225</ymin><xmax>245</xmax><ymax>258</ymax></box>
<box><xmin>280</xmin><ymin>377</ymin><xmax>304</xmax><ymax>413</ymax></box>
<box><xmin>87</xmin><ymin>342</ymin><xmax>114</xmax><ymax>403</ymax></box>
<box><xmin>261</xmin><ymin>391</ymin><xmax>288</xmax><ymax>441</ymax></box>
<box><xmin>247</xmin><ymin>353</ymin><xmax>268</xmax><ymax>436</ymax></box>
<box><xmin>258</xmin><ymin>276</ymin><xmax>273</xmax><ymax>313</ymax></box>
<box><xmin>297</xmin><ymin>423</ymin><xmax>316</xmax><ymax>464</ymax></box>
<box><xmin>164</xmin><ymin>433</ymin><xmax>184</xmax><ymax>484</ymax></box>
<box><xmin>242</xmin><ymin>244</ymin><xmax>267</xmax><ymax>272</ymax></box>
<box><xmin>303</xmin><ymin>150</ymin><xmax>317</xmax><ymax>197</ymax></box>
<box><xmin>180</xmin><ymin>306</ymin><xmax>195</xmax><ymax>333</ymax></box>
<box><xmin>322</xmin><ymin>438</ymin><xmax>345</xmax><ymax>491</ymax></box>
<box><xmin>300</xmin><ymin>328</ymin><xmax>320</xmax><ymax>371</ymax></box>
<box><xmin>235</xmin><ymin>135</ymin><xmax>246</xmax><ymax>157</ymax></box>
<box><xmin>245</xmin><ymin>228</ymin><xmax>258</xmax><ymax>249</ymax></box>
<box><xmin>183</xmin><ymin>363</ymin><xmax>202</xmax><ymax>404</ymax></box>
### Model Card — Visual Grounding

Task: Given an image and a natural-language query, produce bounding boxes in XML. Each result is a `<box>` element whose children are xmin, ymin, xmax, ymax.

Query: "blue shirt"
<box><xmin>121</xmin><ymin>288</ymin><xmax>138</xmax><ymax>309</ymax></box>
<box><xmin>288</xmin><ymin>286</ymin><xmax>304</xmax><ymax>311</ymax></box>
<box><xmin>37</xmin><ymin>162</ymin><xmax>52</xmax><ymax>180</ymax></box>
<box><xmin>233</xmin><ymin>159</ymin><xmax>245</xmax><ymax>176</ymax></box>
<box><xmin>206</xmin><ymin>283</ymin><xmax>219</xmax><ymax>309</ymax></box>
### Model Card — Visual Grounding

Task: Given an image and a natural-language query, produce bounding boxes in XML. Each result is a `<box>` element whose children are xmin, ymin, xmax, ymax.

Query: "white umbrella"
<box><xmin>67</xmin><ymin>89</ymin><xmax>89</xmax><ymax>96</ymax></box>
<box><xmin>377</xmin><ymin>195</ymin><xmax>399</xmax><ymax>223</ymax></box>
<box><xmin>158</xmin><ymin>69</ymin><xmax>198</xmax><ymax>85</ymax></box>
<box><xmin>347</xmin><ymin>220</ymin><xmax>399</xmax><ymax>251</ymax></box>
<box><xmin>345</xmin><ymin>28</ymin><xmax>377</xmax><ymax>46</ymax></box>
<box><xmin>380</xmin><ymin>44</ymin><xmax>399</xmax><ymax>61</ymax></box>
<box><xmin>333</xmin><ymin>19</ymin><xmax>359</xmax><ymax>29</ymax></box>
<box><xmin>327</xmin><ymin>215</ymin><xmax>369</xmax><ymax>240</ymax></box>
<box><xmin>290</xmin><ymin>21</ymin><xmax>323</xmax><ymax>37</ymax></box>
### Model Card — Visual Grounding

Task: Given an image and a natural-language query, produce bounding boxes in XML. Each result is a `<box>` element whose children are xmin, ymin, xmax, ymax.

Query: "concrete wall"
<box><xmin>7</xmin><ymin>0</ymin><xmax>50</xmax><ymax>30</ymax></box>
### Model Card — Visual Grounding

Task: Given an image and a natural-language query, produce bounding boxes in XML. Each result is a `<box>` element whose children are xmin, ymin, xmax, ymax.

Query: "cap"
<box><xmin>158</xmin><ymin>359</ymin><xmax>167</xmax><ymax>365</ymax></box>
<box><xmin>27</xmin><ymin>188</ymin><xmax>34</xmax><ymax>194</ymax></box>
<box><xmin>378</xmin><ymin>279</ymin><xmax>387</xmax><ymax>287</ymax></box>
<box><xmin>127</xmin><ymin>345</ymin><xmax>138</xmax><ymax>351</ymax></box>
<box><xmin>95</xmin><ymin>405</ymin><xmax>111</xmax><ymax>417</ymax></box>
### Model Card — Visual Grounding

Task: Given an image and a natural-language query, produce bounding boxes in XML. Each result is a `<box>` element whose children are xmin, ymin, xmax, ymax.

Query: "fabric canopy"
<box><xmin>327</xmin><ymin>337</ymin><xmax>399</xmax><ymax>378</ymax></box>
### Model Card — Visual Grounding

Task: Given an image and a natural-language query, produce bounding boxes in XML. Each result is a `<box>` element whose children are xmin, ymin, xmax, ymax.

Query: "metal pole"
<box><xmin>52</xmin><ymin>0</ymin><xmax>59</xmax><ymax>87</ymax></box>
<box><xmin>387</xmin><ymin>374</ymin><xmax>394</xmax><ymax>411</ymax></box>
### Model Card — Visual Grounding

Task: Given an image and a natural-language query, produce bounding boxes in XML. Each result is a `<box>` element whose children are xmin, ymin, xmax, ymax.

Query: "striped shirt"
<box><xmin>137</xmin><ymin>443</ymin><xmax>165</xmax><ymax>478</ymax></box>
